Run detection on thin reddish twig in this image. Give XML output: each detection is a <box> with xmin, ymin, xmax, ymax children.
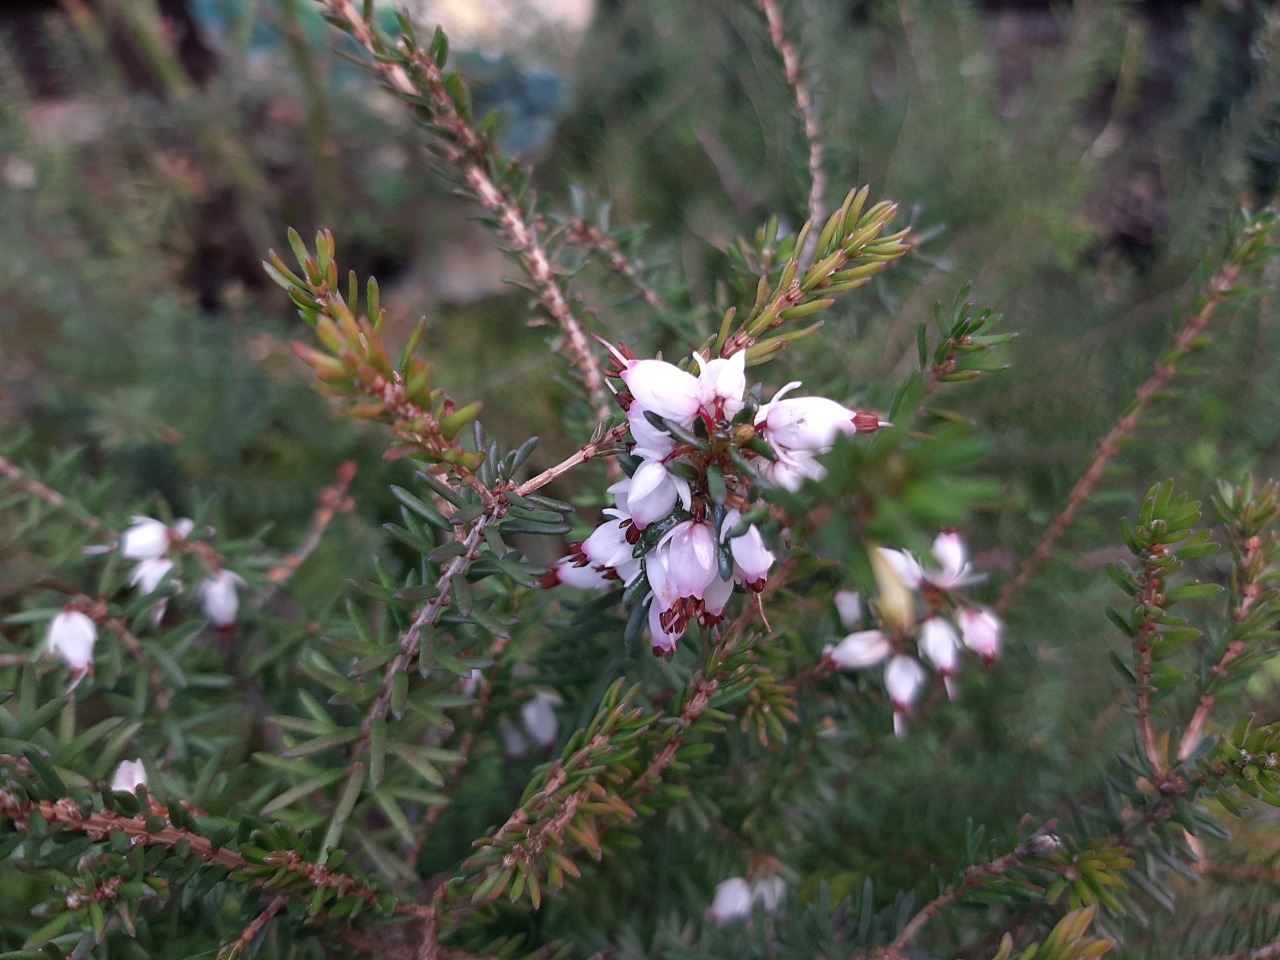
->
<box><xmin>0</xmin><ymin>454</ymin><xmax>103</xmax><ymax>533</ymax></box>
<box><xmin>565</xmin><ymin>219</ymin><xmax>667</xmax><ymax>311</ymax></box>
<box><xmin>265</xmin><ymin>460</ymin><xmax>357</xmax><ymax>586</ymax></box>
<box><xmin>997</xmin><ymin>259</ymin><xmax>1245</xmax><ymax>616</ymax></box>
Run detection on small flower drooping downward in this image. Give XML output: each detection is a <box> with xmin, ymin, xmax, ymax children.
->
<box><xmin>959</xmin><ymin>607</ymin><xmax>1002</xmax><ymax>663</ymax></box>
<box><xmin>824</xmin><ymin>630</ymin><xmax>892</xmax><ymax>670</ymax></box>
<box><xmin>919</xmin><ymin>617</ymin><xmax>961</xmax><ymax>701</ymax></box>
<box><xmin>120</xmin><ymin>516</ymin><xmax>171</xmax><ymax>561</ymax></box>
<box><xmin>46</xmin><ymin>609</ymin><xmax>97</xmax><ymax>688</ymax></box>
<box><xmin>884</xmin><ymin>654</ymin><xmax>928</xmax><ymax>738</ymax></box>
<box><xmin>199</xmin><ymin>570</ymin><xmax>245</xmax><ymax>628</ymax></box>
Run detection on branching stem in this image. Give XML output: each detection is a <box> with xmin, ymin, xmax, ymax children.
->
<box><xmin>759</xmin><ymin>0</ymin><xmax>826</xmax><ymax>263</ymax></box>
<box><xmin>324</xmin><ymin>0</ymin><xmax>612</xmax><ymax>429</ymax></box>
<box><xmin>998</xmin><ymin>258</ymin><xmax>1246</xmax><ymax>616</ymax></box>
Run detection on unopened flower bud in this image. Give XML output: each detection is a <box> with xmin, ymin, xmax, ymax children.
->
<box><xmin>871</xmin><ymin>547</ymin><xmax>920</xmax><ymax>631</ymax></box>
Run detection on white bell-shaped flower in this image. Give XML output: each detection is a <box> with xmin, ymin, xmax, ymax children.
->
<box><xmin>833</xmin><ymin>590</ymin><xmax>862</xmax><ymax>630</ymax></box>
<box><xmin>723</xmin><ymin>511</ymin><xmax>774</xmax><ymax>590</ymax></box>
<box><xmin>885</xmin><ymin>654</ymin><xmax>928</xmax><ymax>738</ymax></box>
<box><xmin>120</xmin><ymin>516</ymin><xmax>170</xmax><ymax>561</ymax></box>
<box><xmin>615</xmin><ymin>459</ymin><xmax>690</xmax><ymax>530</ymax></box>
<box><xmin>923</xmin><ymin>531</ymin><xmax>979</xmax><ymax>588</ymax></box>
<box><xmin>199</xmin><ymin>569</ymin><xmax>245</xmax><ymax>627</ymax></box>
<box><xmin>919</xmin><ymin>617</ymin><xmax>961</xmax><ymax>701</ymax></box>
<box><xmin>622</xmin><ymin>359</ymin><xmax>704</xmax><ymax>426</ymax></box>
<box><xmin>824</xmin><ymin>629</ymin><xmax>892</xmax><ymax>670</ymax></box>
<box><xmin>520</xmin><ymin>690</ymin><xmax>562</xmax><ymax>750</ymax></box>
<box><xmin>757</xmin><ymin>382</ymin><xmax>859</xmax><ymax>453</ymax></box>
<box><xmin>128</xmin><ymin>557</ymin><xmax>174</xmax><ymax>595</ymax></box>
<box><xmin>707</xmin><ymin>877</ymin><xmax>754</xmax><ymax>925</ymax></box>
<box><xmin>660</xmin><ymin>519</ymin><xmax>720</xmax><ymax>600</ymax></box>
<box><xmin>46</xmin><ymin>610</ymin><xmax>97</xmax><ymax>678</ymax></box>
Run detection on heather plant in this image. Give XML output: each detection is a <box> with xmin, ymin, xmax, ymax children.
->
<box><xmin>3</xmin><ymin>2</ymin><xmax>1280</xmax><ymax>959</ymax></box>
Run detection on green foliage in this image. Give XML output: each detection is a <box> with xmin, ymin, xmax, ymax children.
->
<box><xmin>2</xmin><ymin>0</ymin><xmax>1280</xmax><ymax>958</ymax></box>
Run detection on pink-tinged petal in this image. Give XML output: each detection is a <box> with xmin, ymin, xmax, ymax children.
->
<box><xmin>923</xmin><ymin>531</ymin><xmax>980</xmax><ymax>588</ymax></box>
<box><xmin>824</xmin><ymin>630</ymin><xmax>892</xmax><ymax>670</ymax></box>
<box><xmin>702</xmin><ymin>573</ymin><xmax>735</xmax><ymax>620</ymax></box>
<box><xmin>628</xmin><ymin>408</ymin><xmax>676</xmax><ymax>458</ymax></box>
<box><xmin>170</xmin><ymin>518</ymin><xmax>195</xmax><ymax>539</ymax></box>
<box><xmin>621</xmin><ymin>360</ymin><xmax>703</xmax><ymax>424</ymax></box>
<box><xmin>582</xmin><ymin>515</ymin><xmax>633</xmax><ymax>569</ymax></box>
<box><xmin>110</xmin><ymin>759</ymin><xmax>148</xmax><ymax>793</ymax></box>
<box><xmin>759</xmin><ymin>448</ymin><xmax>826</xmax><ymax>491</ymax></box>
<box><xmin>728</xmin><ymin>523</ymin><xmax>774</xmax><ymax>589</ymax></box>
<box><xmin>661</xmin><ymin>520</ymin><xmax>719</xmax><ymax>599</ymax></box>
<box><xmin>647</xmin><ymin>597</ymin><xmax>684</xmax><ymax>654</ymax></box>
<box><xmin>46</xmin><ymin>610</ymin><xmax>97</xmax><ymax>674</ymax></box>
<box><xmin>959</xmin><ymin>607</ymin><xmax>1002</xmax><ymax>662</ymax></box>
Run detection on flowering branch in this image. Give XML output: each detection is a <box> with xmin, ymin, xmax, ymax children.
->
<box><xmin>998</xmin><ymin>212</ymin><xmax>1277</xmax><ymax>616</ymax></box>
<box><xmin>758</xmin><ymin>0</ymin><xmax>826</xmax><ymax>264</ymax></box>
<box><xmin>320</xmin><ymin>0</ymin><xmax>612</xmax><ymax>429</ymax></box>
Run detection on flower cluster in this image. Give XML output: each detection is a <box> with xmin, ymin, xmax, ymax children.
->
<box><xmin>548</xmin><ymin>343</ymin><xmax>884</xmax><ymax>654</ymax></box>
<box><xmin>113</xmin><ymin>516</ymin><xmax>245</xmax><ymax>627</ymax></box>
<box><xmin>824</xmin><ymin>531</ymin><xmax>1002</xmax><ymax>736</ymax></box>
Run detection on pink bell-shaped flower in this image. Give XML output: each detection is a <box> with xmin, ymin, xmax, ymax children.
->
<box><xmin>959</xmin><ymin>607</ymin><xmax>1002</xmax><ymax>663</ymax></box>
<box><xmin>110</xmin><ymin>759</ymin><xmax>148</xmax><ymax>793</ymax></box>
